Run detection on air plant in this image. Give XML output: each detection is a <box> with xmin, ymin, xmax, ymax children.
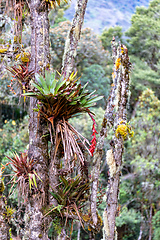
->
<box><xmin>6</xmin><ymin>152</ymin><xmax>40</xmax><ymax>201</ymax></box>
<box><xmin>44</xmin><ymin>175</ymin><xmax>90</xmax><ymax>233</ymax></box>
<box><xmin>6</xmin><ymin>64</ymin><xmax>34</xmax><ymax>99</ymax></box>
<box><xmin>24</xmin><ymin>71</ymin><xmax>102</xmax><ymax>119</ymax></box>
<box><xmin>24</xmin><ymin>71</ymin><xmax>103</xmax><ymax>163</ymax></box>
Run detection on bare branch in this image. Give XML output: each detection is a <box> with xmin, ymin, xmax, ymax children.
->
<box><xmin>61</xmin><ymin>0</ymin><xmax>88</xmax><ymax>78</ymax></box>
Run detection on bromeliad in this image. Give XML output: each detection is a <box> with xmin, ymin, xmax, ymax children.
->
<box><xmin>24</xmin><ymin>71</ymin><xmax>103</xmax><ymax>164</ymax></box>
<box><xmin>6</xmin><ymin>152</ymin><xmax>40</xmax><ymax>202</ymax></box>
<box><xmin>6</xmin><ymin>64</ymin><xmax>34</xmax><ymax>101</ymax></box>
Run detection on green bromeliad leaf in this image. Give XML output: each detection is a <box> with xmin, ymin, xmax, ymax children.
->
<box><xmin>23</xmin><ymin>70</ymin><xmax>103</xmax><ymax>120</ymax></box>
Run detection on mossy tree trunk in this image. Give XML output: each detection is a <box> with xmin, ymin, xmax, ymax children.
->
<box><xmin>62</xmin><ymin>0</ymin><xmax>88</xmax><ymax>78</ymax></box>
<box><xmin>24</xmin><ymin>0</ymin><xmax>89</xmax><ymax>239</ymax></box>
<box><xmin>103</xmin><ymin>41</ymin><xmax>131</xmax><ymax>240</ymax></box>
<box><xmin>90</xmin><ymin>40</ymin><xmax>131</xmax><ymax>240</ymax></box>
<box><xmin>24</xmin><ymin>1</ymin><xmax>50</xmax><ymax>239</ymax></box>
<box><xmin>0</xmin><ymin>185</ymin><xmax>9</xmax><ymax>240</ymax></box>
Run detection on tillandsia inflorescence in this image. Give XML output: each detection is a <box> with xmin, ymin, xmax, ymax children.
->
<box><xmin>6</xmin><ymin>152</ymin><xmax>40</xmax><ymax>201</ymax></box>
<box><xmin>89</xmin><ymin>113</ymin><xmax>98</xmax><ymax>156</ymax></box>
<box><xmin>24</xmin><ymin>71</ymin><xmax>103</xmax><ymax>164</ymax></box>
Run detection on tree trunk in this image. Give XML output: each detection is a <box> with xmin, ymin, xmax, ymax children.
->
<box><xmin>24</xmin><ymin>1</ymin><xmax>50</xmax><ymax>239</ymax></box>
<box><xmin>89</xmin><ymin>39</ymin><xmax>131</xmax><ymax>239</ymax></box>
<box><xmin>103</xmin><ymin>41</ymin><xmax>131</xmax><ymax>240</ymax></box>
<box><xmin>77</xmin><ymin>222</ymin><xmax>81</xmax><ymax>240</ymax></box>
<box><xmin>51</xmin><ymin>0</ymin><xmax>88</xmax><ymax>239</ymax></box>
<box><xmin>148</xmin><ymin>204</ymin><xmax>153</xmax><ymax>240</ymax></box>
<box><xmin>137</xmin><ymin>221</ymin><xmax>143</xmax><ymax>240</ymax></box>
<box><xmin>61</xmin><ymin>0</ymin><xmax>88</xmax><ymax>78</ymax></box>
<box><xmin>0</xmin><ymin>187</ymin><xmax>9</xmax><ymax>240</ymax></box>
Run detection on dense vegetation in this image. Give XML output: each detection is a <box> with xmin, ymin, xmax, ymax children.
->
<box><xmin>0</xmin><ymin>0</ymin><xmax>160</xmax><ymax>239</ymax></box>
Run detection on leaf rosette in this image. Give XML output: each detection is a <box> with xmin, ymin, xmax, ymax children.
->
<box><xmin>24</xmin><ymin>71</ymin><xmax>103</xmax><ymax>163</ymax></box>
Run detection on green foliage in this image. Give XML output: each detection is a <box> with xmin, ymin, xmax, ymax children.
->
<box><xmin>129</xmin><ymin>89</ymin><xmax>160</xmax><ymax>175</ymax></box>
<box><xmin>119</xmin><ymin>180</ymin><xmax>133</xmax><ymax>205</ymax></box>
<box><xmin>152</xmin><ymin>211</ymin><xmax>160</xmax><ymax>240</ymax></box>
<box><xmin>116</xmin><ymin>207</ymin><xmax>141</xmax><ymax>240</ymax></box>
<box><xmin>46</xmin><ymin>175</ymin><xmax>90</xmax><ymax>232</ymax></box>
<box><xmin>50</xmin><ymin>21</ymin><xmax>109</xmax><ymax>72</ymax></box>
<box><xmin>120</xmin><ymin>89</ymin><xmax>160</xmax><ymax>239</ymax></box>
<box><xmin>100</xmin><ymin>26</ymin><xmax>123</xmax><ymax>52</ymax></box>
<box><xmin>48</xmin><ymin>216</ymin><xmax>62</xmax><ymax>236</ymax></box>
<box><xmin>129</xmin><ymin>55</ymin><xmax>160</xmax><ymax>103</ymax></box>
<box><xmin>80</xmin><ymin>64</ymin><xmax>110</xmax><ymax>108</ymax></box>
<box><xmin>76</xmin><ymin>28</ymin><xmax>108</xmax><ymax>71</ymax></box>
<box><xmin>49</xmin><ymin>3</ymin><xmax>69</xmax><ymax>28</ymax></box>
<box><xmin>126</xmin><ymin>0</ymin><xmax>160</xmax><ymax>70</ymax></box>
<box><xmin>0</xmin><ymin>116</ymin><xmax>29</xmax><ymax>162</ymax></box>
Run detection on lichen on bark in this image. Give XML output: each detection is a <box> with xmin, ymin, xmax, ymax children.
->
<box><xmin>0</xmin><ymin>183</ymin><xmax>9</xmax><ymax>240</ymax></box>
<box><xmin>24</xmin><ymin>1</ymin><xmax>51</xmax><ymax>239</ymax></box>
<box><xmin>90</xmin><ymin>39</ymin><xmax>132</xmax><ymax>240</ymax></box>
<box><xmin>62</xmin><ymin>0</ymin><xmax>88</xmax><ymax>78</ymax></box>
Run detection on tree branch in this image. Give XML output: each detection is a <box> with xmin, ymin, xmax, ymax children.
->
<box><xmin>61</xmin><ymin>0</ymin><xmax>88</xmax><ymax>78</ymax></box>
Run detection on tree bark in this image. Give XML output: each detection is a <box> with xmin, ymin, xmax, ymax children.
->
<box><xmin>148</xmin><ymin>204</ymin><xmax>153</xmax><ymax>240</ymax></box>
<box><xmin>0</xmin><ymin>187</ymin><xmax>9</xmax><ymax>240</ymax></box>
<box><xmin>77</xmin><ymin>222</ymin><xmax>81</xmax><ymax>240</ymax></box>
<box><xmin>90</xmin><ymin>39</ymin><xmax>118</xmax><ymax>230</ymax></box>
<box><xmin>24</xmin><ymin>1</ymin><xmax>50</xmax><ymax>239</ymax></box>
<box><xmin>90</xmin><ymin>40</ymin><xmax>131</xmax><ymax>239</ymax></box>
<box><xmin>103</xmin><ymin>41</ymin><xmax>131</xmax><ymax>240</ymax></box>
<box><xmin>61</xmin><ymin>0</ymin><xmax>88</xmax><ymax>78</ymax></box>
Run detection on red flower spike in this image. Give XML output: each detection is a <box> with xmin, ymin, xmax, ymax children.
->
<box><xmin>89</xmin><ymin>113</ymin><xmax>98</xmax><ymax>156</ymax></box>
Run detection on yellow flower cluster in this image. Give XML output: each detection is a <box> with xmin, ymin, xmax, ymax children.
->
<box><xmin>115</xmin><ymin>124</ymin><xmax>134</xmax><ymax>140</ymax></box>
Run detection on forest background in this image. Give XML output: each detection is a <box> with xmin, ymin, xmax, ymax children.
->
<box><xmin>0</xmin><ymin>0</ymin><xmax>160</xmax><ymax>239</ymax></box>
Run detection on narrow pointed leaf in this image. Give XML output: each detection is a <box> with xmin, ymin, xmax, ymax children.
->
<box><xmin>32</xmin><ymin>174</ymin><xmax>37</xmax><ymax>188</ymax></box>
